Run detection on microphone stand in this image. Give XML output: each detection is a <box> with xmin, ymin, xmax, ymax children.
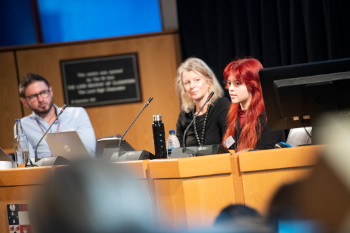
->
<box><xmin>118</xmin><ymin>97</ymin><xmax>153</xmax><ymax>155</ymax></box>
<box><xmin>35</xmin><ymin>105</ymin><xmax>67</xmax><ymax>163</ymax></box>
<box><xmin>25</xmin><ymin>157</ymin><xmax>36</xmax><ymax>167</ymax></box>
<box><xmin>182</xmin><ymin>92</ymin><xmax>214</xmax><ymax>153</ymax></box>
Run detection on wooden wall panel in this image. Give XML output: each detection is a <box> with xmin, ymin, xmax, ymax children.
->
<box><xmin>15</xmin><ymin>32</ymin><xmax>181</xmax><ymax>154</ymax></box>
<box><xmin>0</xmin><ymin>52</ymin><xmax>22</xmax><ymax>149</ymax></box>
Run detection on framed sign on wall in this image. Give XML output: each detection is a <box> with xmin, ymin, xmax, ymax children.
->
<box><xmin>60</xmin><ymin>53</ymin><xmax>141</xmax><ymax>107</ymax></box>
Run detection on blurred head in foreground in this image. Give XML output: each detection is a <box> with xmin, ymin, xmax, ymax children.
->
<box><xmin>267</xmin><ymin>113</ymin><xmax>350</xmax><ymax>232</ymax></box>
<box><xmin>210</xmin><ymin>204</ymin><xmax>273</xmax><ymax>233</ymax></box>
<box><xmin>215</xmin><ymin>204</ymin><xmax>260</xmax><ymax>226</ymax></box>
<box><xmin>30</xmin><ymin>160</ymin><xmax>153</xmax><ymax>233</ymax></box>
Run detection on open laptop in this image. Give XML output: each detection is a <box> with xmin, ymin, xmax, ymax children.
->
<box><xmin>45</xmin><ymin>131</ymin><xmax>91</xmax><ymax>160</ymax></box>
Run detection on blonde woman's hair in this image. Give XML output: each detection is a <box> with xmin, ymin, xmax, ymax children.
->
<box><xmin>176</xmin><ymin>58</ymin><xmax>224</xmax><ymax>112</ymax></box>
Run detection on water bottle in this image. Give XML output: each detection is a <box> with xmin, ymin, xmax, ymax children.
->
<box><xmin>167</xmin><ymin>130</ymin><xmax>180</xmax><ymax>157</ymax></box>
<box><xmin>13</xmin><ymin>119</ymin><xmax>30</xmax><ymax>167</ymax></box>
<box><xmin>152</xmin><ymin>114</ymin><xmax>167</xmax><ymax>159</ymax></box>
<box><xmin>19</xmin><ymin>119</ymin><xmax>27</xmax><ymax>139</ymax></box>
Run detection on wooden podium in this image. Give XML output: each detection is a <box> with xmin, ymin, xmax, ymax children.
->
<box><xmin>236</xmin><ymin>145</ymin><xmax>323</xmax><ymax>214</ymax></box>
<box><xmin>0</xmin><ymin>166</ymin><xmax>53</xmax><ymax>233</ymax></box>
<box><xmin>0</xmin><ymin>145</ymin><xmax>324</xmax><ymax>232</ymax></box>
<box><xmin>148</xmin><ymin>153</ymin><xmax>243</xmax><ymax>231</ymax></box>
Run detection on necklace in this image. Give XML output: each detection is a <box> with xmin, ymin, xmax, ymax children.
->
<box><xmin>193</xmin><ymin>104</ymin><xmax>211</xmax><ymax>146</ymax></box>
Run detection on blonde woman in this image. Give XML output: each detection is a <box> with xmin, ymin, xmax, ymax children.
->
<box><xmin>176</xmin><ymin>58</ymin><xmax>230</xmax><ymax>147</ymax></box>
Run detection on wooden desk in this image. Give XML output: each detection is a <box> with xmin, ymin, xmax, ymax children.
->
<box><xmin>237</xmin><ymin>145</ymin><xmax>323</xmax><ymax>214</ymax></box>
<box><xmin>0</xmin><ymin>161</ymin><xmax>151</xmax><ymax>233</ymax></box>
<box><xmin>0</xmin><ymin>166</ymin><xmax>53</xmax><ymax>233</ymax></box>
<box><xmin>148</xmin><ymin>153</ymin><xmax>243</xmax><ymax>231</ymax></box>
<box><xmin>0</xmin><ymin>145</ymin><xmax>324</xmax><ymax>232</ymax></box>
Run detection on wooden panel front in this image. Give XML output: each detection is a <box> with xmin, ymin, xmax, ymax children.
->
<box><xmin>149</xmin><ymin>153</ymin><xmax>232</xmax><ymax>179</ymax></box>
<box><xmin>0</xmin><ymin>167</ymin><xmax>52</xmax><ymax>186</ymax></box>
<box><xmin>241</xmin><ymin>167</ymin><xmax>312</xmax><ymax>214</ymax></box>
<box><xmin>149</xmin><ymin>154</ymin><xmax>240</xmax><ymax>231</ymax></box>
<box><xmin>239</xmin><ymin>145</ymin><xmax>323</xmax><ymax>172</ymax></box>
<box><xmin>0</xmin><ymin>162</ymin><xmax>152</xmax><ymax>233</ymax></box>
<box><xmin>0</xmin><ymin>167</ymin><xmax>52</xmax><ymax>233</ymax></box>
<box><xmin>154</xmin><ymin>174</ymin><xmax>236</xmax><ymax>231</ymax></box>
<box><xmin>0</xmin><ymin>186</ymin><xmax>41</xmax><ymax>233</ymax></box>
<box><xmin>15</xmin><ymin>32</ymin><xmax>181</xmax><ymax>154</ymax></box>
<box><xmin>238</xmin><ymin>146</ymin><xmax>323</xmax><ymax>215</ymax></box>
<box><xmin>0</xmin><ymin>52</ymin><xmax>22</xmax><ymax>149</ymax></box>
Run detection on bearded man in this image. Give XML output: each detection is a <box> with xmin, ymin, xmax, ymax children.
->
<box><xmin>18</xmin><ymin>73</ymin><xmax>96</xmax><ymax>158</ymax></box>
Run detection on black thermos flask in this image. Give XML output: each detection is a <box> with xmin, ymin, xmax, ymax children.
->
<box><xmin>152</xmin><ymin>114</ymin><xmax>167</xmax><ymax>159</ymax></box>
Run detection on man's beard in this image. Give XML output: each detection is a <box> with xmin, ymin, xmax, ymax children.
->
<box><xmin>32</xmin><ymin>99</ymin><xmax>54</xmax><ymax>115</ymax></box>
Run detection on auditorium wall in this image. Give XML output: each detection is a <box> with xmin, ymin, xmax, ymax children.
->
<box><xmin>0</xmin><ymin>30</ymin><xmax>181</xmax><ymax>154</ymax></box>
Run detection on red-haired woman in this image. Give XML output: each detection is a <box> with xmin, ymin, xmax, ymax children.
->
<box><xmin>222</xmin><ymin>58</ymin><xmax>285</xmax><ymax>151</ymax></box>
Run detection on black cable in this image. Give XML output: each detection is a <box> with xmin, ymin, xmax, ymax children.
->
<box><xmin>182</xmin><ymin>92</ymin><xmax>214</xmax><ymax>153</ymax></box>
<box><xmin>301</xmin><ymin>119</ymin><xmax>312</xmax><ymax>139</ymax></box>
<box><xmin>25</xmin><ymin>157</ymin><xmax>37</xmax><ymax>167</ymax></box>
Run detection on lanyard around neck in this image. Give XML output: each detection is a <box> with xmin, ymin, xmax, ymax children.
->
<box><xmin>36</xmin><ymin>120</ymin><xmax>60</xmax><ymax>134</ymax></box>
<box><xmin>36</xmin><ymin>119</ymin><xmax>60</xmax><ymax>157</ymax></box>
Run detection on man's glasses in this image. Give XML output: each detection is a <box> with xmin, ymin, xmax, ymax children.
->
<box><xmin>26</xmin><ymin>90</ymin><xmax>50</xmax><ymax>102</ymax></box>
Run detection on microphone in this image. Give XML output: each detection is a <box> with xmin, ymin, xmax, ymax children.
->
<box><xmin>182</xmin><ymin>91</ymin><xmax>214</xmax><ymax>153</ymax></box>
<box><xmin>35</xmin><ymin>104</ymin><xmax>67</xmax><ymax>162</ymax></box>
<box><xmin>118</xmin><ymin>97</ymin><xmax>153</xmax><ymax>153</ymax></box>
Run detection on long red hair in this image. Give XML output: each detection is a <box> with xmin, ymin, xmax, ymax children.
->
<box><xmin>222</xmin><ymin>58</ymin><xmax>265</xmax><ymax>151</ymax></box>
